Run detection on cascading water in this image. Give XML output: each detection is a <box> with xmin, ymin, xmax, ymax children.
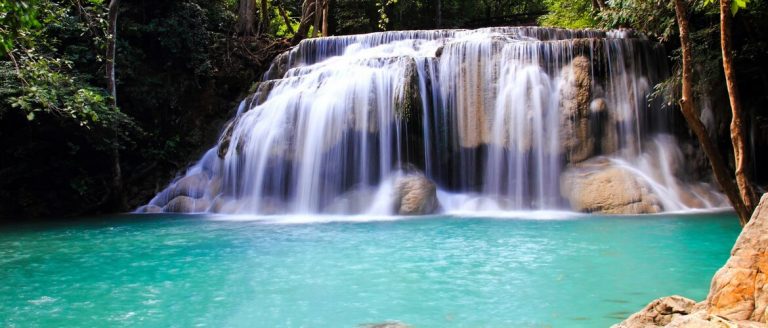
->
<box><xmin>139</xmin><ymin>27</ymin><xmax>727</xmax><ymax>215</ymax></box>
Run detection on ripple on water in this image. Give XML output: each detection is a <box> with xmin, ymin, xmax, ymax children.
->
<box><xmin>0</xmin><ymin>212</ymin><xmax>741</xmax><ymax>327</ymax></box>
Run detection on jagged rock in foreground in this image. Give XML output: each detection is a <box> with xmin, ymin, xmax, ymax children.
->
<box><xmin>560</xmin><ymin>157</ymin><xmax>662</xmax><ymax>214</ymax></box>
<box><xmin>613</xmin><ymin>194</ymin><xmax>768</xmax><ymax>328</ymax></box>
<box><xmin>612</xmin><ymin>296</ymin><xmax>700</xmax><ymax>328</ymax></box>
<box><xmin>706</xmin><ymin>193</ymin><xmax>768</xmax><ymax>323</ymax></box>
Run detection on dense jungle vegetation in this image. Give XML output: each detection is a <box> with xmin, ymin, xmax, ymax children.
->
<box><xmin>0</xmin><ymin>0</ymin><xmax>766</xmax><ymax>220</ymax></box>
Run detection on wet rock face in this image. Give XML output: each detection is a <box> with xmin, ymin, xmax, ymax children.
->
<box><xmin>323</xmin><ymin>188</ymin><xmax>377</xmax><ymax>214</ymax></box>
<box><xmin>217</xmin><ymin>119</ymin><xmax>237</xmax><ymax>159</ymax></box>
<box><xmin>169</xmin><ymin>172</ymin><xmax>209</xmax><ymax>199</ymax></box>
<box><xmin>136</xmin><ymin>205</ymin><xmax>163</xmax><ymax>213</ymax></box>
<box><xmin>614</xmin><ymin>194</ymin><xmax>768</xmax><ymax>328</ymax></box>
<box><xmin>560</xmin><ymin>158</ymin><xmax>662</xmax><ymax>214</ymax></box>
<box><xmin>706</xmin><ymin>193</ymin><xmax>768</xmax><ymax>323</ymax></box>
<box><xmin>163</xmin><ymin>196</ymin><xmax>211</xmax><ymax>213</ymax></box>
<box><xmin>559</xmin><ymin>56</ymin><xmax>594</xmax><ymax>163</ymax></box>
<box><xmin>392</xmin><ymin>174</ymin><xmax>439</xmax><ymax>215</ymax></box>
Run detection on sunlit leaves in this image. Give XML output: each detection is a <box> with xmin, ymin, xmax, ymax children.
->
<box><xmin>703</xmin><ymin>0</ymin><xmax>750</xmax><ymax>15</ymax></box>
<box><xmin>10</xmin><ymin>55</ymin><xmax>110</xmax><ymax>127</ymax></box>
<box><xmin>0</xmin><ymin>0</ymin><xmax>40</xmax><ymax>55</ymax></box>
<box><xmin>539</xmin><ymin>0</ymin><xmax>597</xmax><ymax>28</ymax></box>
<box><xmin>377</xmin><ymin>0</ymin><xmax>398</xmax><ymax>30</ymax></box>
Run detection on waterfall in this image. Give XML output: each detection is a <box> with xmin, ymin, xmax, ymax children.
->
<box><xmin>139</xmin><ymin>27</ymin><xmax>727</xmax><ymax>215</ymax></box>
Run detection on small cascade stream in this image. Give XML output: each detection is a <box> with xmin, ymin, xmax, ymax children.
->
<box><xmin>140</xmin><ymin>27</ymin><xmax>727</xmax><ymax>216</ymax></box>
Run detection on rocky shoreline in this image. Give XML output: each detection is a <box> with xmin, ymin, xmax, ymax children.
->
<box><xmin>613</xmin><ymin>193</ymin><xmax>768</xmax><ymax>327</ymax></box>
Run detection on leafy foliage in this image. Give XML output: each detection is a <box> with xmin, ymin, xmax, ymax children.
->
<box><xmin>377</xmin><ymin>0</ymin><xmax>398</xmax><ymax>30</ymax></box>
<box><xmin>538</xmin><ymin>0</ymin><xmax>597</xmax><ymax>28</ymax></box>
<box><xmin>0</xmin><ymin>0</ymin><xmax>40</xmax><ymax>55</ymax></box>
<box><xmin>703</xmin><ymin>0</ymin><xmax>751</xmax><ymax>15</ymax></box>
<box><xmin>2</xmin><ymin>0</ymin><xmax>768</xmax><ymax>219</ymax></box>
<box><xmin>598</xmin><ymin>0</ymin><xmax>677</xmax><ymax>41</ymax></box>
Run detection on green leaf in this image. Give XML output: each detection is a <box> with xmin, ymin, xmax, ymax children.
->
<box><xmin>732</xmin><ymin>0</ymin><xmax>748</xmax><ymax>15</ymax></box>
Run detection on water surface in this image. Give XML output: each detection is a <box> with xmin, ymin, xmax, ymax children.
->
<box><xmin>0</xmin><ymin>212</ymin><xmax>739</xmax><ymax>327</ymax></box>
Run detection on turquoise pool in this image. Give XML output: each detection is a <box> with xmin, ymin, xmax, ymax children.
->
<box><xmin>0</xmin><ymin>212</ymin><xmax>740</xmax><ymax>327</ymax></box>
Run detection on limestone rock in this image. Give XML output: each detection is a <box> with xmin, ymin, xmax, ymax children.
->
<box><xmin>392</xmin><ymin>174</ymin><xmax>439</xmax><ymax>215</ymax></box>
<box><xmin>559</xmin><ymin>56</ymin><xmax>595</xmax><ymax>163</ymax></box>
<box><xmin>612</xmin><ymin>296</ymin><xmax>697</xmax><ymax>328</ymax></box>
<box><xmin>210</xmin><ymin>196</ymin><xmax>242</xmax><ymax>214</ymax></box>
<box><xmin>163</xmin><ymin>196</ymin><xmax>211</xmax><ymax>213</ymax></box>
<box><xmin>614</xmin><ymin>194</ymin><xmax>768</xmax><ymax>327</ymax></box>
<box><xmin>217</xmin><ymin>119</ymin><xmax>238</xmax><ymax>158</ymax></box>
<box><xmin>664</xmin><ymin>310</ymin><xmax>728</xmax><ymax>328</ymax></box>
<box><xmin>264</xmin><ymin>50</ymin><xmax>291</xmax><ymax>80</ymax></box>
<box><xmin>168</xmin><ymin>172</ymin><xmax>209</xmax><ymax>199</ymax></box>
<box><xmin>706</xmin><ymin>193</ymin><xmax>768</xmax><ymax>323</ymax></box>
<box><xmin>205</xmin><ymin>176</ymin><xmax>223</xmax><ymax>198</ymax></box>
<box><xmin>324</xmin><ymin>188</ymin><xmax>377</xmax><ymax>214</ymax></box>
<box><xmin>394</xmin><ymin>57</ymin><xmax>421</xmax><ymax>122</ymax></box>
<box><xmin>560</xmin><ymin>158</ymin><xmax>662</xmax><ymax>214</ymax></box>
<box><xmin>447</xmin><ymin>41</ymin><xmax>500</xmax><ymax>148</ymax></box>
<box><xmin>136</xmin><ymin>205</ymin><xmax>163</xmax><ymax>214</ymax></box>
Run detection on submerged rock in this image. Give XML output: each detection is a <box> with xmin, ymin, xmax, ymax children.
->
<box><xmin>324</xmin><ymin>187</ymin><xmax>377</xmax><ymax>214</ymax></box>
<box><xmin>392</xmin><ymin>173</ymin><xmax>439</xmax><ymax>215</ymax></box>
<box><xmin>612</xmin><ymin>296</ymin><xmax>698</xmax><ymax>328</ymax></box>
<box><xmin>359</xmin><ymin>322</ymin><xmax>410</xmax><ymax>328</ymax></box>
<box><xmin>210</xmin><ymin>196</ymin><xmax>242</xmax><ymax>214</ymax></box>
<box><xmin>614</xmin><ymin>193</ymin><xmax>768</xmax><ymax>327</ymax></box>
<box><xmin>136</xmin><ymin>205</ymin><xmax>163</xmax><ymax>214</ymax></box>
<box><xmin>560</xmin><ymin>158</ymin><xmax>661</xmax><ymax>214</ymax></box>
<box><xmin>163</xmin><ymin>196</ymin><xmax>210</xmax><ymax>213</ymax></box>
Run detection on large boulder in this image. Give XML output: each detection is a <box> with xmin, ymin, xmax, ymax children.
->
<box><xmin>613</xmin><ymin>193</ymin><xmax>768</xmax><ymax>327</ymax></box>
<box><xmin>168</xmin><ymin>172</ymin><xmax>210</xmax><ymax>199</ymax></box>
<box><xmin>706</xmin><ymin>193</ymin><xmax>768</xmax><ymax>323</ymax></box>
<box><xmin>560</xmin><ymin>158</ymin><xmax>662</xmax><ymax>214</ymax></box>
<box><xmin>392</xmin><ymin>174</ymin><xmax>439</xmax><ymax>215</ymax></box>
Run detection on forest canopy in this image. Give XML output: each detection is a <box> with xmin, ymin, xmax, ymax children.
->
<box><xmin>0</xmin><ymin>0</ymin><xmax>767</xmax><ymax>220</ymax></box>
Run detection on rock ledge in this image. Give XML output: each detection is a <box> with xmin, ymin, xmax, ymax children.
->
<box><xmin>612</xmin><ymin>193</ymin><xmax>768</xmax><ymax>328</ymax></box>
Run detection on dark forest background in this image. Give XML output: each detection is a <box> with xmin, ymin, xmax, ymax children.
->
<box><xmin>0</xmin><ymin>0</ymin><xmax>766</xmax><ymax>220</ymax></box>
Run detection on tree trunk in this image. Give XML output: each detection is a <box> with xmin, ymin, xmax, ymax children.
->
<box><xmin>259</xmin><ymin>0</ymin><xmax>270</xmax><ymax>35</ymax></box>
<box><xmin>720</xmin><ymin>0</ymin><xmax>758</xmax><ymax>214</ymax></box>
<box><xmin>107</xmin><ymin>0</ymin><xmax>127</xmax><ymax>211</ymax></box>
<box><xmin>674</xmin><ymin>0</ymin><xmax>750</xmax><ymax>225</ymax></box>
<box><xmin>322</xmin><ymin>0</ymin><xmax>328</xmax><ymax>36</ymax></box>
<box><xmin>312</xmin><ymin>0</ymin><xmax>322</xmax><ymax>37</ymax></box>
<box><xmin>292</xmin><ymin>0</ymin><xmax>316</xmax><ymax>44</ymax></box>
<box><xmin>107</xmin><ymin>0</ymin><xmax>118</xmax><ymax>109</ymax></box>
<box><xmin>592</xmin><ymin>0</ymin><xmax>607</xmax><ymax>11</ymax></box>
<box><xmin>237</xmin><ymin>0</ymin><xmax>256</xmax><ymax>36</ymax></box>
<box><xmin>277</xmin><ymin>1</ymin><xmax>294</xmax><ymax>34</ymax></box>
